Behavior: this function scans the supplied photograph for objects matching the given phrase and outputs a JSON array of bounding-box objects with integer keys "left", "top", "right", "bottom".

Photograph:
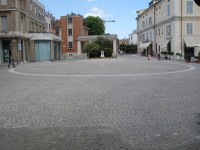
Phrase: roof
[
  {"left": 77, "top": 35, "right": 117, "bottom": 42},
  {"left": 30, "top": 33, "right": 61, "bottom": 41}
]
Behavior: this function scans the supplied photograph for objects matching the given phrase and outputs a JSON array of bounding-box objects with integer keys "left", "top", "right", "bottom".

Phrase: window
[
  {"left": 149, "top": 17, "right": 152, "bottom": 26},
  {"left": 31, "top": 22, "right": 34, "bottom": 31},
  {"left": 0, "top": 0, "right": 7, "bottom": 5},
  {"left": 68, "top": 42, "right": 73, "bottom": 49},
  {"left": 68, "top": 18, "right": 72, "bottom": 24},
  {"left": 142, "top": 21, "right": 145, "bottom": 28},
  {"left": 166, "top": 25, "right": 171, "bottom": 36},
  {"left": 68, "top": 29, "right": 72, "bottom": 36},
  {"left": 167, "top": 4, "right": 171, "bottom": 17},
  {"left": 150, "top": 31, "right": 152, "bottom": 39},
  {"left": 186, "top": 1, "right": 193, "bottom": 14},
  {"left": 30, "top": 1, "right": 32, "bottom": 11},
  {"left": 146, "top": 19, "right": 148, "bottom": 27},
  {"left": 142, "top": 34, "right": 145, "bottom": 41},
  {"left": 186, "top": 23, "right": 193, "bottom": 35},
  {"left": 35, "top": 6, "right": 37, "bottom": 14},
  {"left": 56, "top": 29, "right": 59, "bottom": 36},
  {"left": 1, "top": 16, "right": 7, "bottom": 31}
]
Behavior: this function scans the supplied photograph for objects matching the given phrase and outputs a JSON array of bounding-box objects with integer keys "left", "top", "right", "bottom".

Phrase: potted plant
[
  {"left": 176, "top": 53, "right": 181, "bottom": 61},
  {"left": 168, "top": 52, "right": 174, "bottom": 60},
  {"left": 184, "top": 54, "right": 191, "bottom": 63},
  {"left": 161, "top": 51, "right": 167, "bottom": 59}
]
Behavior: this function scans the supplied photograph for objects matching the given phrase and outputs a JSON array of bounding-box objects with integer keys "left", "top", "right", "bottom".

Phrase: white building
[
  {"left": 136, "top": 0, "right": 200, "bottom": 58},
  {"left": 129, "top": 30, "right": 137, "bottom": 45}
]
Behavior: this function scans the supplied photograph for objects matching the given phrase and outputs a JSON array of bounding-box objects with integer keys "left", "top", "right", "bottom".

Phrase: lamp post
[{"left": 100, "top": 20, "right": 115, "bottom": 58}]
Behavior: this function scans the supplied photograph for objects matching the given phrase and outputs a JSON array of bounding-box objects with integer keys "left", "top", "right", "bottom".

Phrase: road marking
[{"left": 8, "top": 63, "right": 196, "bottom": 77}]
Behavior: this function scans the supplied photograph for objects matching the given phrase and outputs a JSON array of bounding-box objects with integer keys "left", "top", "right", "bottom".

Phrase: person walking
[
  {"left": 8, "top": 50, "right": 16, "bottom": 68},
  {"left": 157, "top": 52, "right": 161, "bottom": 61}
]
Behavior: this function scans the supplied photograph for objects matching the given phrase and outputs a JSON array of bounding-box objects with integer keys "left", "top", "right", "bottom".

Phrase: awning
[
  {"left": 194, "top": 43, "right": 200, "bottom": 47},
  {"left": 138, "top": 42, "right": 152, "bottom": 49},
  {"left": 162, "top": 39, "right": 170, "bottom": 48},
  {"left": 184, "top": 36, "right": 200, "bottom": 47}
]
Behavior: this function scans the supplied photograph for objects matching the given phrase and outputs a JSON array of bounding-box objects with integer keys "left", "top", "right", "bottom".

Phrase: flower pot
[{"left": 176, "top": 56, "right": 180, "bottom": 61}]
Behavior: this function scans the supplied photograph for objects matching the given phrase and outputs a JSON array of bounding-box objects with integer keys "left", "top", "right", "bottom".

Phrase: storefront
[{"left": 30, "top": 33, "right": 61, "bottom": 62}]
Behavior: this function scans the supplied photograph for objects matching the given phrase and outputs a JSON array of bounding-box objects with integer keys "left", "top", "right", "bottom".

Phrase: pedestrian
[
  {"left": 157, "top": 52, "right": 161, "bottom": 61},
  {"left": 148, "top": 53, "right": 152, "bottom": 60},
  {"left": 8, "top": 50, "right": 16, "bottom": 68}
]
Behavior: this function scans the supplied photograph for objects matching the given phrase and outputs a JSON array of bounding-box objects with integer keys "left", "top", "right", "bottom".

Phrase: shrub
[
  {"left": 168, "top": 51, "right": 174, "bottom": 55},
  {"left": 176, "top": 53, "right": 181, "bottom": 56},
  {"left": 85, "top": 43, "right": 100, "bottom": 58},
  {"left": 161, "top": 51, "right": 167, "bottom": 54},
  {"left": 104, "top": 48, "right": 113, "bottom": 57},
  {"left": 119, "top": 44, "right": 137, "bottom": 54}
]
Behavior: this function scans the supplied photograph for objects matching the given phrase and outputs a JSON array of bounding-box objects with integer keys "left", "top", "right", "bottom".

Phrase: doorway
[{"left": 2, "top": 40, "right": 10, "bottom": 63}]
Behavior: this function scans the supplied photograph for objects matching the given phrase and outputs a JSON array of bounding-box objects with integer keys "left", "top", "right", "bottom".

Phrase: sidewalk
[{"left": 0, "top": 63, "right": 8, "bottom": 67}]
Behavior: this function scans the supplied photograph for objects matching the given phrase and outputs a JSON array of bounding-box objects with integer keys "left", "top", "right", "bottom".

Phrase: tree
[
  {"left": 84, "top": 37, "right": 113, "bottom": 58},
  {"left": 84, "top": 16, "right": 105, "bottom": 35}
]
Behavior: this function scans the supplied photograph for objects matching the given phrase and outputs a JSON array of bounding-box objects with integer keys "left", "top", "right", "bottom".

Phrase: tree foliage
[
  {"left": 85, "top": 43, "right": 100, "bottom": 58},
  {"left": 119, "top": 44, "right": 137, "bottom": 54},
  {"left": 84, "top": 37, "right": 113, "bottom": 58},
  {"left": 84, "top": 16, "right": 105, "bottom": 35}
]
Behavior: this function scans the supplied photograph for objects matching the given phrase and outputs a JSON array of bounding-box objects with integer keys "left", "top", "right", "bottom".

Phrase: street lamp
[
  {"left": 100, "top": 20, "right": 115, "bottom": 58},
  {"left": 103, "top": 20, "right": 115, "bottom": 23}
]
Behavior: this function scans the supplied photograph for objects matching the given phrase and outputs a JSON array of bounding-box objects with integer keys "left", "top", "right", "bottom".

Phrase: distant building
[
  {"left": 136, "top": 0, "right": 200, "bottom": 57},
  {"left": 56, "top": 15, "right": 89, "bottom": 57},
  {"left": 45, "top": 12, "right": 56, "bottom": 34},
  {"left": 129, "top": 30, "right": 137, "bottom": 45},
  {"left": 119, "top": 38, "right": 129, "bottom": 45}
]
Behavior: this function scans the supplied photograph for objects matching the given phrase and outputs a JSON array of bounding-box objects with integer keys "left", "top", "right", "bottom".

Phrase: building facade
[
  {"left": 129, "top": 30, "right": 137, "bottom": 45},
  {"left": 119, "top": 38, "right": 129, "bottom": 45},
  {"left": 0, "top": 0, "right": 46, "bottom": 63},
  {"left": 45, "top": 11, "right": 56, "bottom": 34},
  {"left": 56, "top": 15, "right": 89, "bottom": 57},
  {"left": 137, "top": 0, "right": 200, "bottom": 57},
  {"left": 0, "top": 0, "right": 61, "bottom": 64}
]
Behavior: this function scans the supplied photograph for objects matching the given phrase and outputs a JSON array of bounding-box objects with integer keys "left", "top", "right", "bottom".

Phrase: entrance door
[
  {"left": 2, "top": 40, "right": 10, "bottom": 63},
  {"left": 35, "top": 41, "right": 50, "bottom": 61}
]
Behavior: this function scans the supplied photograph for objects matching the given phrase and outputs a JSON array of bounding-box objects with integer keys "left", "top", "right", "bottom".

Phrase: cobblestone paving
[{"left": 0, "top": 55, "right": 200, "bottom": 150}]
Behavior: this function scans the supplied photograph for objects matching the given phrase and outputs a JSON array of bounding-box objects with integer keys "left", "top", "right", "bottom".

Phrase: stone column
[
  {"left": 50, "top": 40, "right": 54, "bottom": 61},
  {"left": 77, "top": 40, "right": 82, "bottom": 56},
  {"left": 112, "top": 39, "right": 117, "bottom": 57}
]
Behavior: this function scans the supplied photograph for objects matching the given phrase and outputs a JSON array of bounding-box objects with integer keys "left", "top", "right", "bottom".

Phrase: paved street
[{"left": 0, "top": 55, "right": 200, "bottom": 150}]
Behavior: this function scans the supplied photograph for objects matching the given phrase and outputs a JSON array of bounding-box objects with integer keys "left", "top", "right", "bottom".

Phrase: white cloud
[
  {"left": 86, "top": 0, "right": 94, "bottom": 2},
  {"left": 84, "top": 7, "right": 112, "bottom": 18}
]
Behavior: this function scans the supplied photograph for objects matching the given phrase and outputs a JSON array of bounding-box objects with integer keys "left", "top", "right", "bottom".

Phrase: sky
[{"left": 39, "top": 0, "right": 150, "bottom": 39}]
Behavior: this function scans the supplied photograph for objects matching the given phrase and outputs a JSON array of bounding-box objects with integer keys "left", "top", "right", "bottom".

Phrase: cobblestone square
[{"left": 0, "top": 55, "right": 200, "bottom": 150}]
